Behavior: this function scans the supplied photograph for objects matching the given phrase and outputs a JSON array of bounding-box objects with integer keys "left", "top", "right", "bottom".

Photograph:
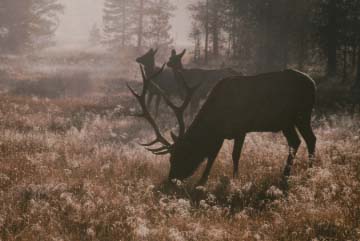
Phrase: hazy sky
[{"left": 56, "top": 0, "right": 193, "bottom": 47}]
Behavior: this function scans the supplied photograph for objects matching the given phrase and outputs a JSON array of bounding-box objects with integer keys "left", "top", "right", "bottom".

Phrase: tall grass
[{"left": 0, "top": 92, "right": 359, "bottom": 241}]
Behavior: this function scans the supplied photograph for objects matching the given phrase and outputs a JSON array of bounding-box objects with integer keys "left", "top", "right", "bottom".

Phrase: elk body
[
  {"left": 129, "top": 66, "right": 316, "bottom": 186},
  {"left": 136, "top": 49, "right": 182, "bottom": 116},
  {"left": 167, "top": 49, "right": 241, "bottom": 115}
]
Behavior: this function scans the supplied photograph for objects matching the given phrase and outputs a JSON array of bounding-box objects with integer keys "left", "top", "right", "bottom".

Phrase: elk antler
[
  {"left": 128, "top": 65, "right": 198, "bottom": 155},
  {"left": 127, "top": 64, "right": 172, "bottom": 155},
  {"left": 149, "top": 69, "right": 200, "bottom": 139}
]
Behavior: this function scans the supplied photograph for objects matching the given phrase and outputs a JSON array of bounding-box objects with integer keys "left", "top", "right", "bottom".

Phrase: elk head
[
  {"left": 136, "top": 48, "right": 158, "bottom": 68},
  {"left": 167, "top": 49, "right": 186, "bottom": 70},
  {"left": 127, "top": 64, "right": 200, "bottom": 181}
]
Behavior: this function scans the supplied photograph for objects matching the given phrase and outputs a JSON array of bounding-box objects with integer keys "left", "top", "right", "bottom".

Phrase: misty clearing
[{"left": 1, "top": 0, "right": 360, "bottom": 241}]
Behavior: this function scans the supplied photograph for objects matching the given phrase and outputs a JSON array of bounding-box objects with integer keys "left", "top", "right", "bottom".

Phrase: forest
[{"left": 0, "top": 0, "right": 359, "bottom": 240}]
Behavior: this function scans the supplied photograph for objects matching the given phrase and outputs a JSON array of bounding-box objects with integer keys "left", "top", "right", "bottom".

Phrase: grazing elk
[
  {"left": 128, "top": 65, "right": 317, "bottom": 186},
  {"left": 136, "top": 48, "right": 182, "bottom": 116},
  {"left": 167, "top": 49, "right": 241, "bottom": 115}
]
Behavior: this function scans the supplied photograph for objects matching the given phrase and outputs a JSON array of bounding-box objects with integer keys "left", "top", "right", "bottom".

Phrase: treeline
[
  {"left": 0, "top": 0, "right": 64, "bottom": 54},
  {"left": 189, "top": 0, "right": 360, "bottom": 85},
  {"left": 102, "top": 0, "right": 174, "bottom": 52}
]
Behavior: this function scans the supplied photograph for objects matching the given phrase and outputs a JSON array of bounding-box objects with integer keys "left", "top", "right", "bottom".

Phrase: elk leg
[
  {"left": 154, "top": 95, "right": 162, "bottom": 117},
  {"left": 197, "top": 140, "right": 224, "bottom": 186},
  {"left": 146, "top": 93, "right": 154, "bottom": 110},
  {"left": 190, "top": 96, "right": 200, "bottom": 117},
  {"left": 232, "top": 135, "right": 245, "bottom": 178},
  {"left": 282, "top": 127, "right": 301, "bottom": 177},
  {"left": 296, "top": 116, "right": 317, "bottom": 167}
]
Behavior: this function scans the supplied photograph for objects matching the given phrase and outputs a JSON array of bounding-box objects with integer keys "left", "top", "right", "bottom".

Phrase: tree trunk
[
  {"left": 342, "top": 45, "right": 348, "bottom": 83},
  {"left": 327, "top": 0, "right": 337, "bottom": 78},
  {"left": 137, "top": 0, "right": 144, "bottom": 50},
  {"left": 204, "top": 0, "right": 209, "bottom": 64},
  {"left": 212, "top": 1, "right": 219, "bottom": 58},
  {"left": 352, "top": 45, "right": 357, "bottom": 75},
  {"left": 121, "top": 1, "right": 126, "bottom": 47},
  {"left": 327, "top": 42, "right": 337, "bottom": 78},
  {"left": 355, "top": 47, "right": 360, "bottom": 89},
  {"left": 351, "top": 47, "right": 360, "bottom": 105},
  {"left": 230, "top": 13, "right": 236, "bottom": 58},
  {"left": 282, "top": 33, "right": 289, "bottom": 70},
  {"left": 297, "top": 35, "right": 307, "bottom": 71},
  {"left": 212, "top": 25, "right": 219, "bottom": 58}
]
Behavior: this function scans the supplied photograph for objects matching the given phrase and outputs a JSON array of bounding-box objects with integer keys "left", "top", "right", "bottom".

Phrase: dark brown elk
[
  {"left": 136, "top": 48, "right": 182, "bottom": 116},
  {"left": 167, "top": 49, "right": 241, "bottom": 115},
  {"left": 128, "top": 66, "right": 317, "bottom": 186}
]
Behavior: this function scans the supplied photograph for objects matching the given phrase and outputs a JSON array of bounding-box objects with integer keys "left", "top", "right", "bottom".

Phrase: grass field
[{"left": 0, "top": 90, "right": 359, "bottom": 241}]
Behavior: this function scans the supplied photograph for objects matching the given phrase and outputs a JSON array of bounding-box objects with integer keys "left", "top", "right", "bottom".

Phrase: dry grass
[{"left": 0, "top": 92, "right": 359, "bottom": 241}]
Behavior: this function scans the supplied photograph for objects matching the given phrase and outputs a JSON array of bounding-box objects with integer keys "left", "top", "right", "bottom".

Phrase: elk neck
[
  {"left": 144, "top": 60, "right": 156, "bottom": 76},
  {"left": 181, "top": 111, "right": 220, "bottom": 156}
]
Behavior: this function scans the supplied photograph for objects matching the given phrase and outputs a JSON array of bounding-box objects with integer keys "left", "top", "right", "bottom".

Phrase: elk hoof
[
  {"left": 280, "top": 176, "right": 290, "bottom": 194},
  {"left": 283, "top": 165, "right": 291, "bottom": 177},
  {"left": 309, "top": 155, "right": 316, "bottom": 168},
  {"left": 196, "top": 179, "right": 207, "bottom": 187}
]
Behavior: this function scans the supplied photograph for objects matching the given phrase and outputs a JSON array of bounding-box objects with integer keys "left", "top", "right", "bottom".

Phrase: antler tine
[
  {"left": 146, "top": 146, "right": 172, "bottom": 155},
  {"left": 147, "top": 70, "right": 199, "bottom": 139},
  {"left": 177, "top": 71, "right": 200, "bottom": 111},
  {"left": 127, "top": 64, "right": 172, "bottom": 150},
  {"left": 152, "top": 150, "right": 172, "bottom": 155},
  {"left": 173, "top": 70, "right": 200, "bottom": 137},
  {"left": 146, "top": 145, "right": 170, "bottom": 152}
]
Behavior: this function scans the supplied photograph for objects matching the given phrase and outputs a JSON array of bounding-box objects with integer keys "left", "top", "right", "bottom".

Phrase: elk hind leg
[
  {"left": 232, "top": 135, "right": 245, "bottom": 178},
  {"left": 296, "top": 115, "right": 316, "bottom": 167},
  {"left": 282, "top": 127, "right": 301, "bottom": 177}
]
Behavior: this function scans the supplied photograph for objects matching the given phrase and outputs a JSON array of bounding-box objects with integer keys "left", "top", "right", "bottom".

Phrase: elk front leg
[
  {"left": 232, "top": 135, "right": 245, "bottom": 178},
  {"left": 197, "top": 140, "right": 224, "bottom": 186},
  {"left": 190, "top": 95, "right": 200, "bottom": 117},
  {"left": 146, "top": 93, "right": 154, "bottom": 110}
]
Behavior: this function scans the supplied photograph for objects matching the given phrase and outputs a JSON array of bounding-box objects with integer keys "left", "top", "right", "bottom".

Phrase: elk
[
  {"left": 167, "top": 49, "right": 241, "bottom": 115},
  {"left": 136, "top": 48, "right": 182, "bottom": 116},
  {"left": 128, "top": 65, "right": 317, "bottom": 186}
]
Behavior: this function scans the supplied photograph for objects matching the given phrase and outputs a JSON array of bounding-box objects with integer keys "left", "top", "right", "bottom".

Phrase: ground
[
  {"left": 0, "top": 53, "right": 359, "bottom": 240},
  {"left": 0, "top": 88, "right": 359, "bottom": 241}
]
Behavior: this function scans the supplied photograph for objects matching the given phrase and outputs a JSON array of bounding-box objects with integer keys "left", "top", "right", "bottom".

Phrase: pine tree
[
  {"left": 103, "top": 0, "right": 134, "bottom": 49},
  {"left": 133, "top": 0, "right": 146, "bottom": 49},
  {"left": 189, "top": 23, "right": 202, "bottom": 62},
  {"left": 146, "top": 0, "right": 174, "bottom": 48},
  {"left": 189, "top": 0, "right": 228, "bottom": 62},
  {"left": 102, "top": 0, "right": 174, "bottom": 51},
  {"left": 0, "top": 0, "right": 63, "bottom": 53},
  {"left": 188, "top": 0, "right": 209, "bottom": 63},
  {"left": 89, "top": 24, "right": 102, "bottom": 46}
]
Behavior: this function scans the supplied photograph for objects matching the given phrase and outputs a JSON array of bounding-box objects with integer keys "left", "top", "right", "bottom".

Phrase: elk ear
[
  {"left": 179, "top": 49, "right": 186, "bottom": 58},
  {"left": 153, "top": 48, "right": 158, "bottom": 55},
  {"left": 171, "top": 49, "right": 177, "bottom": 57}
]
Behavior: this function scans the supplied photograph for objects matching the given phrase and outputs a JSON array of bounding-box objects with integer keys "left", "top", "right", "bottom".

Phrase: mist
[{"left": 56, "top": 0, "right": 193, "bottom": 48}]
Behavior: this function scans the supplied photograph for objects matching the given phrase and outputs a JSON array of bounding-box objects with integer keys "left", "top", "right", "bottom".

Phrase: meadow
[{"left": 0, "top": 56, "right": 360, "bottom": 241}]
